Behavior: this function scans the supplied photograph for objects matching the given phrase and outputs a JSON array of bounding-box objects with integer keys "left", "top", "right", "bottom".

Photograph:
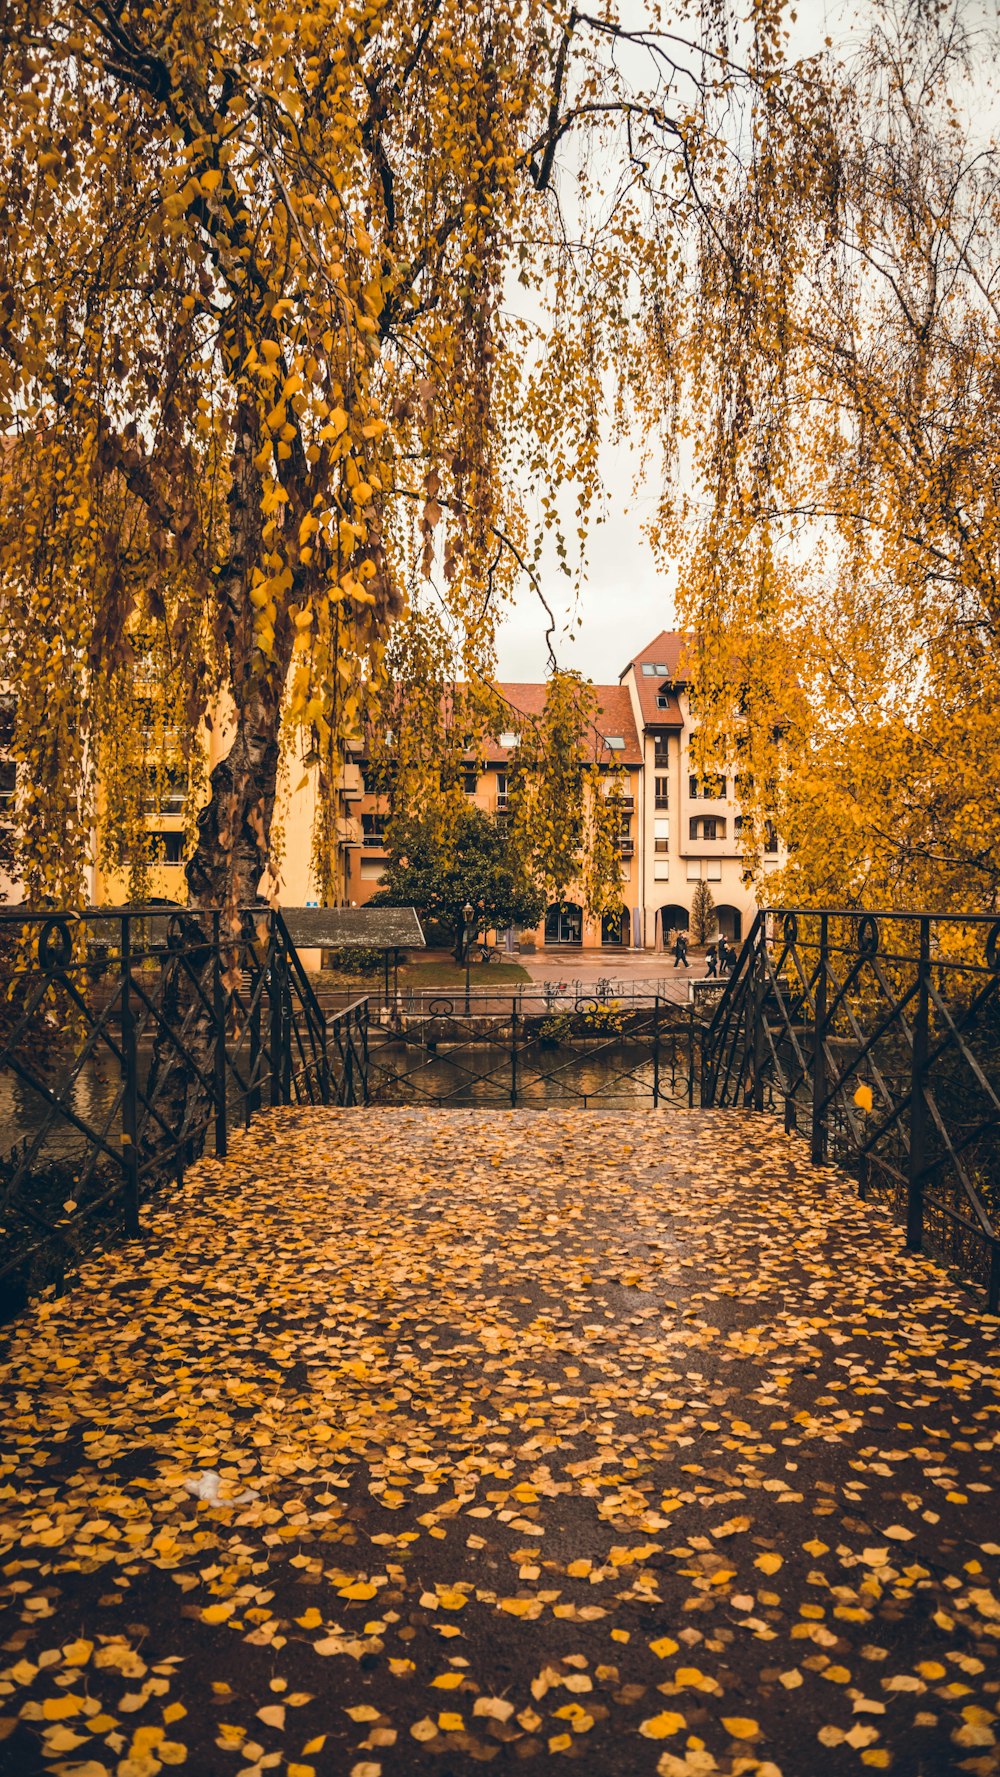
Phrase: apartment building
[
  {"left": 1, "top": 627, "right": 781, "bottom": 945},
  {"left": 346, "top": 633, "right": 783, "bottom": 949}
]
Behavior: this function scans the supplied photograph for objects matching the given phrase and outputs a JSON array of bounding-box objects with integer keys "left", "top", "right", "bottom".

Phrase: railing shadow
[
  {"left": 701, "top": 907, "right": 1000, "bottom": 1311},
  {"left": 0, "top": 905, "right": 369, "bottom": 1318}
]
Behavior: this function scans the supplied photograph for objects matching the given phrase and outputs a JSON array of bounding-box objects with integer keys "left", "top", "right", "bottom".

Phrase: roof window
[
  {"left": 499, "top": 729, "right": 520, "bottom": 749},
  {"left": 605, "top": 736, "right": 625, "bottom": 749},
  {"left": 641, "top": 662, "right": 656, "bottom": 676},
  {"left": 655, "top": 662, "right": 668, "bottom": 674}
]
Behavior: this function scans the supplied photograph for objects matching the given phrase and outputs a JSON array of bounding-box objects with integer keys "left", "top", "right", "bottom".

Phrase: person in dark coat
[
  {"left": 673, "top": 931, "right": 689, "bottom": 969},
  {"left": 705, "top": 942, "right": 718, "bottom": 978}
]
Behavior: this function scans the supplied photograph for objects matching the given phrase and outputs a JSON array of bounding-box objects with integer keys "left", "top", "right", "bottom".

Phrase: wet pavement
[{"left": 1, "top": 1107, "right": 998, "bottom": 1777}]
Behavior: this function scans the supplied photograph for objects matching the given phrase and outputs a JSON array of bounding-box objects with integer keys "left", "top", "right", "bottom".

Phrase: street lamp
[{"left": 463, "top": 900, "right": 475, "bottom": 1015}]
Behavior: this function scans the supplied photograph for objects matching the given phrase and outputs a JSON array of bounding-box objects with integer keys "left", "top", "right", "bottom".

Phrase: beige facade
[
  {"left": 346, "top": 635, "right": 783, "bottom": 950},
  {"left": 2, "top": 629, "right": 782, "bottom": 945}
]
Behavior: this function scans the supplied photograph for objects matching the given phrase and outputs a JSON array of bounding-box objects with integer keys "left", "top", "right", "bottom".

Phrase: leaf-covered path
[{"left": 1, "top": 1108, "right": 998, "bottom": 1777}]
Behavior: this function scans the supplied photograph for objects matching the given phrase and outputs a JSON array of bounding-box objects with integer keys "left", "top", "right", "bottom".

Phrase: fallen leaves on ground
[{"left": 1, "top": 1107, "right": 998, "bottom": 1776}]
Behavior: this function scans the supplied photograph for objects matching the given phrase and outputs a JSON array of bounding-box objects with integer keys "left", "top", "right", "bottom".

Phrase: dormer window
[{"left": 499, "top": 729, "right": 520, "bottom": 749}]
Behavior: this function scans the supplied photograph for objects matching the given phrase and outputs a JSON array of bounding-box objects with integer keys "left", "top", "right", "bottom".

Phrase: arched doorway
[
  {"left": 545, "top": 901, "right": 583, "bottom": 946},
  {"left": 601, "top": 907, "right": 630, "bottom": 947},
  {"left": 714, "top": 905, "right": 743, "bottom": 942},
  {"left": 655, "top": 903, "right": 689, "bottom": 952}
]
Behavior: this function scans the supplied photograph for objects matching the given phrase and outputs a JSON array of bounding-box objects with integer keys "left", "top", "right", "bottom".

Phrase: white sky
[{"left": 493, "top": 0, "right": 1000, "bottom": 686}]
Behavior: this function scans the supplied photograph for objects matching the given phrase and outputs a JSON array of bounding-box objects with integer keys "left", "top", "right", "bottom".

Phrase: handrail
[
  {"left": 701, "top": 906, "right": 1000, "bottom": 1311},
  {"left": 0, "top": 905, "right": 370, "bottom": 1316}
]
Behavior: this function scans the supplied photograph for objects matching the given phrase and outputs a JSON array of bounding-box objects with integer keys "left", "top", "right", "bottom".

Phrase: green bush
[{"left": 329, "top": 944, "right": 385, "bottom": 977}]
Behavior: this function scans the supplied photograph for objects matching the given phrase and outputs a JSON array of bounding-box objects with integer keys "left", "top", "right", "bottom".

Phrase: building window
[
  {"left": 764, "top": 820, "right": 779, "bottom": 854},
  {"left": 654, "top": 739, "right": 669, "bottom": 768},
  {"left": 686, "top": 859, "right": 702, "bottom": 880},
  {"left": 0, "top": 759, "right": 14, "bottom": 811},
  {"left": 655, "top": 662, "right": 668, "bottom": 674},
  {"left": 654, "top": 837, "right": 669, "bottom": 854},
  {"left": 604, "top": 736, "right": 625, "bottom": 750},
  {"left": 641, "top": 663, "right": 656, "bottom": 676},
  {"left": 689, "top": 773, "right": 726, "bottom": 800},
  {"left": 656, "top": 694, "right": 670, "bottom": 708},
  {"left": 734, "top": 815, "right": 744, "bottom": 839},
  {"left": 463, "top": 769, "right": 478, "bottom": 794},
  {"left": 499, "top": 729, "right": 520, "bottom": 749},
  {"left": 706, "top": 859, "right": 722, "bottom": 881},
  {"left": 655, "top": 776, "right": 669, "bottom": 809},
  {"left": 362, "top": 812, "right": 386, "bottom": 847},
  {"left": 143, "top": 768, "right": 188, "bottom": 815},
  {"left": 0, "top": 695, "right": 15, "bottom": 750},
  {"left": 653, "top": 860, "right": 670, "bottom": 880},
  {"left": 690, "top": 815, "right": 725, "bottom": 842},
  {"left": 360, "top": 859, "right": 385, "bottom": 881},
  {"left": 496, "top": 771, "right": 509, "bottom": 812},
  {"left": 149, "top": 830, "right": 184, "bottom": 864}
]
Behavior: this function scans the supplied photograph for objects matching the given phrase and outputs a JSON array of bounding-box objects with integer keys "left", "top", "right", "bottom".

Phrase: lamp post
[{"left": 463, "top": 900, "right": 474, "bottom": 1016}]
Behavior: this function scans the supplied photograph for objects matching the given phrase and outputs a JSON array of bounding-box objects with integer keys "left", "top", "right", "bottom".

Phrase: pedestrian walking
[
  {"left": 705, "top": 942, "right": 718, "bottom": 978},
  {"left": 673, "top": 931, "right": 689, "bottom": 970}
]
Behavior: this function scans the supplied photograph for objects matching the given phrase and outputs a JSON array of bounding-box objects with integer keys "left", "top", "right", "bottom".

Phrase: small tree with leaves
[{"left": 690, "top": 880, "right": 716, "bottom": 947}]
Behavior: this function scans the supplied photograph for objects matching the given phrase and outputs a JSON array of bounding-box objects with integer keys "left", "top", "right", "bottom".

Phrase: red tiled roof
[
  {"left": 481, "top": 682, "right": 643, "bottom": 767},
  {"left": 620, "top": 630, "right": 690, "bottom": 729}
]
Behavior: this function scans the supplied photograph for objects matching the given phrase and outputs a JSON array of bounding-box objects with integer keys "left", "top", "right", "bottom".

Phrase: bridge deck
[{"left": 1, "top": 1108, "right": 998, "bottom": 1777}]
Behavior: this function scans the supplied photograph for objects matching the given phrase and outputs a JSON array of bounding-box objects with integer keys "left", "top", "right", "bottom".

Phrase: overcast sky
[{"left": 492, "top": 0, "right": 1000, "bottom": 687}]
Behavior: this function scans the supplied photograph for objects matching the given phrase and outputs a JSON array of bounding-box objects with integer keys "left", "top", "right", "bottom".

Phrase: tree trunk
[{"left": 140, "top": 400, "right": 292, "bottom": 1174}]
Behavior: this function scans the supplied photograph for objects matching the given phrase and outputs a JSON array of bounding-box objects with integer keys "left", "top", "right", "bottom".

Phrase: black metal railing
[
  {"left": 368, "top": 997, "right": 697, "bottom": 1110},
  {"left": 0, "top": 905, "right": 368, "bottom": 1312},
  {"left": 701, "top": 908, "right": 1000, "bottom": 1310}
]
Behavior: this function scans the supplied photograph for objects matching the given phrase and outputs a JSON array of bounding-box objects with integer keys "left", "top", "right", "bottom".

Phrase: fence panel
[{"left": 701, "top": 908, "right": 1000, "bottom": 1309}]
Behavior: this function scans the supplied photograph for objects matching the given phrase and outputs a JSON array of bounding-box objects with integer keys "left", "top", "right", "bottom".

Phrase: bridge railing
[
  {"left": 702, "top": 907, "right": 1000, "bottom": 1310},
  {"left": 0, "top": 905, "right": 368, "bottom": 1315}
]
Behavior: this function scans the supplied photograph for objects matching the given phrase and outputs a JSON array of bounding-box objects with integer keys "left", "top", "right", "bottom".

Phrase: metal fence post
[
  {"left": 511, "top": 998, "right": 519, "bottom": 1107},
  {"left": 752, "top": 927, "right": 766, "bottom": 1112},
  {"left": 212, "top": 910, "right": 227, "bottom": 1158},
  {"left": 906, "top": 916, "right": 930, "bottom": 1252},
  {"left": 652, "top": 996, "right": 661, "bottom": 1107},
  {"left": 120, "top": 915, "right": 140, "bottom": 1236},
  {"left": 811, "top": 914, "right": 829, "bottom": 1164},
  {"left": 269, "top": 921, "right": 282, "bottom": 1107},
  {"left": 319, "top": 996, "right": 331, "bottom": 1105}
]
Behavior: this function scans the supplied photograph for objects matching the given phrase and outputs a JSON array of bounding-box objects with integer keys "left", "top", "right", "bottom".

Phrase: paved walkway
[
  {"left": 516, "top": 948, "right": 701, "bottom": 1002},
  {"left": 1, "top": 1109, "right": 998, "bottom": 1777}
]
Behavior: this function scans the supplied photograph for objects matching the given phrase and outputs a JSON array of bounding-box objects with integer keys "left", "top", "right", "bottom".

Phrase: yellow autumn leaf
[
  {"left": 853, "top": 1083, "right": 874, "bottom": 1112},
  {"left": 649, "top": 1637, "right": 679, "bottom": 1658},
  {"left": 200, "top": 1602, "right": 234, "bottom": 1625},
  {"left": 722, "top": 1717, "right": 761, "bottom": 1739},
  {"left": 755, "top": 1552, "right": 783, "bottom": 1574},
  {"left": 431, "top": 1673, "right": 464, "bottom": 1689},
  {"left": 638, "top": 1710, "right": 686, "bottom": 1739},
  {"left": 437, "top": 1711, "right": 464, "bottom": 1731}
]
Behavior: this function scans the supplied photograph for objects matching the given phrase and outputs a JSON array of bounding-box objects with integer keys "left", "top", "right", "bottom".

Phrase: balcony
[
  {"left": 362, "top": 834, "right": 386, "bottom": 849},
  {"left": 617, "top": 838, "right": 635, "bottom": 858}
]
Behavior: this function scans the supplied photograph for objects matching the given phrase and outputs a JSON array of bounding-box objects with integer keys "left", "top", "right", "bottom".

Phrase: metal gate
[{"left": 368, "top": 997, "right": 696, "bottom": 1109}]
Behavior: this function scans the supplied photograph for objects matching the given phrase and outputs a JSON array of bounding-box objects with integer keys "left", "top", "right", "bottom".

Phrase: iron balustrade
[
  {"left": 0, "top": 906, "right": 368, "bottom": 1312},
  {"left": 367, "top": 996, "right": 697, "bottom": 1110},
  {"left": 701, "top": 908, "right": 1000, "bottom": 1311}
]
